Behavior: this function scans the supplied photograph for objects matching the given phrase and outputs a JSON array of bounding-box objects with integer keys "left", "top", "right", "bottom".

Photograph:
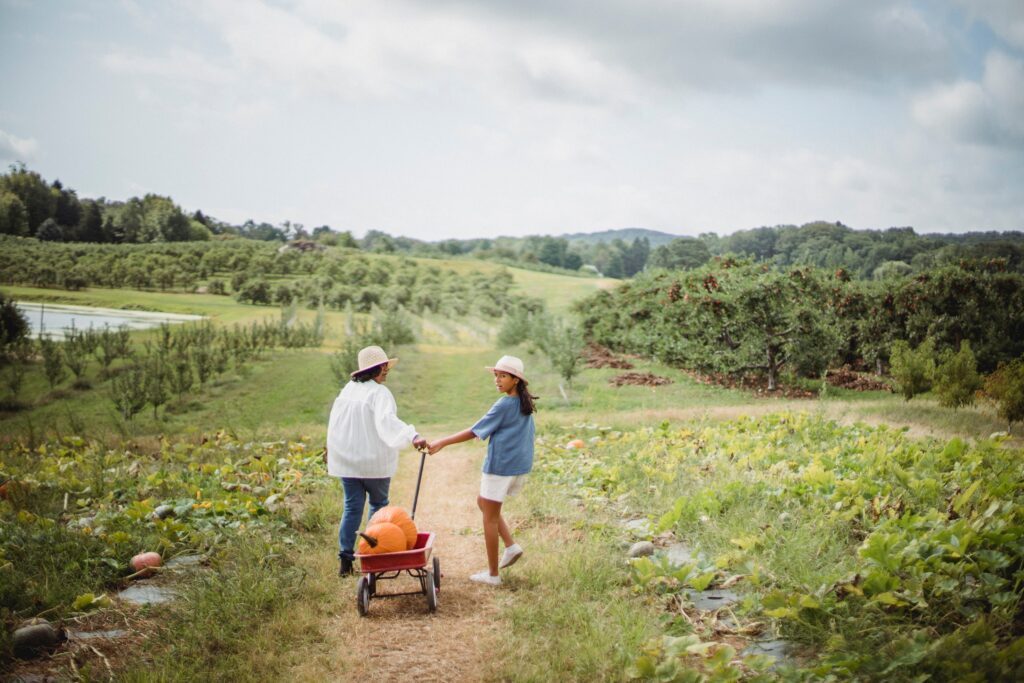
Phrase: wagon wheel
[
  {"left": 424, "top": 569, "right": 437, "bottom": 612},
  {"left": 356, "top": 576, "right": 371, "bottom": 616},
  {"left": 367, "top": 572, "right": 377, "bottom": 596},
  {"left": 432, "top": 556, "right": 441, "bottom": 590}
]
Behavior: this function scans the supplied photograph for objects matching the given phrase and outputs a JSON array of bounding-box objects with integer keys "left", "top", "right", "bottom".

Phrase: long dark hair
[
  {"left": 352, "top": 364, "right": 384, "bottom": 383},
  {"left": 515, "top": 377, "right": 537, "bottom": 416}
]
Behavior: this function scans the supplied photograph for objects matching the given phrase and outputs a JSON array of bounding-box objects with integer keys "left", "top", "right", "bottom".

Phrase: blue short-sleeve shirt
[{"left": 471, "top": 395, "right": 535, "bottom": 476}]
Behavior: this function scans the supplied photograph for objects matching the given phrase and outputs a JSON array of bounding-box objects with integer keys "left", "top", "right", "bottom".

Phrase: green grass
[
  {"left": 485, "top": 481, "right": 662, "bottom": 681},
  {"left": 115, "top": 535, "right": 320, "bottom": 683},
  {"left": 407, "top": 255, "right": 618, "bottom": 315},
  {"left": 0, "top": 348, "right": 338, "bottom": 443}
]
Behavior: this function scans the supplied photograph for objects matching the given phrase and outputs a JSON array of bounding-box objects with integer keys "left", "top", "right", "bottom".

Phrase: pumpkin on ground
[
  {"left": 369, "top": 505, "right": 418, "bottom": 549},
  {"left": 130, "top": 551, "right": 162, "bottom": 576},
  {"left": 357, "top": 522, "right": 407, "bottom": 555}
]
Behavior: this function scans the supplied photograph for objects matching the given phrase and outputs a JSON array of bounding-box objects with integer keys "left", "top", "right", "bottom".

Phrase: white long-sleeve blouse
[{"left": 326, "top": 380, "right": 417, "bottom": 478}]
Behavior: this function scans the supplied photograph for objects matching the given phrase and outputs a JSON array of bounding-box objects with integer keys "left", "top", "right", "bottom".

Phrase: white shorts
[{"left": 479, "top": 473, "right": 528, "bottom": 502}]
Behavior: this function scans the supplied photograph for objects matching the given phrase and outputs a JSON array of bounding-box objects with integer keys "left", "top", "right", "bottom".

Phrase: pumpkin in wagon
[
  {"left": 357, "top": 521, "right": 407, "bottom": 555},
  {"left": 368, "top": 505, "right": 418, "bottom": 549}
]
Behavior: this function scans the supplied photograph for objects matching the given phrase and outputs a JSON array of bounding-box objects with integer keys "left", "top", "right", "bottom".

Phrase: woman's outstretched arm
[{"left": 428, "top": 428, "right": 476, "bottom": 454}]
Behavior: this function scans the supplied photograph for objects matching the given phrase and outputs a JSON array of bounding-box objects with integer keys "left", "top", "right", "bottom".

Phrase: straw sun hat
[
  {"left": 486, "top": 355, "right": 526, "bottom": 381},
  {"left": 351, "top": 345, "right": 398, "bottom": 377}
]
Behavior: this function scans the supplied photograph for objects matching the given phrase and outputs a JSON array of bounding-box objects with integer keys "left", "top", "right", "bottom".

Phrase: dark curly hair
[{"left": 352, "top": 364, "right": 384, "bottom": 383}]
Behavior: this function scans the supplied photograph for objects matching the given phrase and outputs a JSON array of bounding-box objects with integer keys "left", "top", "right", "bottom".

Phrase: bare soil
[
  {"left": 583, "top": 344, "right": 635, "bottom": 369},
  {"left": 610, "top": 371, "right": 673, "bottom": 387}
]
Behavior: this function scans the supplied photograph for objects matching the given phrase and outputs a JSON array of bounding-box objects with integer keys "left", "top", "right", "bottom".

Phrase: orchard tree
[
  {"left": 111, "top": 364, "right": 147, "bottom": 421},
  {"left": 545, "top": 317, "right": 585, "bottom": 391},
  {"left": 38, "top": 336, "right": 67, "bottom": 388},
  {"left": 144, "top": 352, "right": 170, "bottom": 419},
  {"left": 890, "top": 339, "right": 936, "bottom": 401},
  {"left": 894, "top": 263, "right": 1024, "bottom": 372},
  {"left": 933, "top": 340, "right": 983, "bottom": 409},
  {"left": 701, "top": 264, "right": 842, "bottom": 390}
]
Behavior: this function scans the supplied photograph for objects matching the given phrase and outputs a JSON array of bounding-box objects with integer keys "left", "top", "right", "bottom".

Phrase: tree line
[{"left": 4, "top": 165, "right": 1021, "bottom": 280}]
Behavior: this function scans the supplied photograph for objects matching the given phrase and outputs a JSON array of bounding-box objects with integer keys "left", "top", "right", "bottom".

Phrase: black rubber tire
[
  {"left": 367, "top": 572, "right": 377, "bottom": 596},
  {"left": 433, "top": 556, "right": 441, "bottom": 590},
  {"left": 424, "top": 569, "right": 437, "bottom": 612},
  {"left": 356, "top": 576, "right": 370, "bottom": 616}
]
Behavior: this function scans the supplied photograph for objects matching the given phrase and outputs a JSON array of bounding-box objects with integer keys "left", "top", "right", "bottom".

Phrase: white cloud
[
  {"left": 0, "top": 128, "right": 37, "bottom": 162},
  {"left": 913, "top": 51, "right": 1024, "bottom": 147},
  {"left": 102, "top": 47, "right": 234, "bottom": 85},
  {"left": 954, "top": 0, "right": 1024, "bottom": 49}
]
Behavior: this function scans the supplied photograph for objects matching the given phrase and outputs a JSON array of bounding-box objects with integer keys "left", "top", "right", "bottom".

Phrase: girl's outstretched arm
[{"left": 428, "top": 428, "right": 476, "bottom": 455}]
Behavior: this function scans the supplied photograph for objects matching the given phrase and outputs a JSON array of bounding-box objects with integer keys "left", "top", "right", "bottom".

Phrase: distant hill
[{"left": 559, "top": 228, "right": 682, "bottom": 247}]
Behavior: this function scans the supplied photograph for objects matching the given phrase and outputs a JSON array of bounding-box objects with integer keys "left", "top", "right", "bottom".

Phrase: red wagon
[{"left": 354, "top": 449, "right": 440, "bottom": 615}]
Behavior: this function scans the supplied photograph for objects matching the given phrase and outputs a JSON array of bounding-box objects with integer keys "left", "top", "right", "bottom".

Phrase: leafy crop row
[
  {"left": 0, "top": 434, "right": 332, "bottom": 661},
  {"left": 534, "top": 414, "right": 1023, "bottom": 680}
]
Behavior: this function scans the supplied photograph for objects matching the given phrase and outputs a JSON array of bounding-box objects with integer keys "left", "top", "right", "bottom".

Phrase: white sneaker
[
  {"left": 499, "top": 544, "right": 523, "bottom": 569},
  {"left": 470, "top": 570, "right": 501, "bottom": 586}
]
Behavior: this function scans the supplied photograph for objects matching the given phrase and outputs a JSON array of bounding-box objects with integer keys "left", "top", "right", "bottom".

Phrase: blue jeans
[{"left": 338, "top": 477, "right": 391, "bottom": 560}]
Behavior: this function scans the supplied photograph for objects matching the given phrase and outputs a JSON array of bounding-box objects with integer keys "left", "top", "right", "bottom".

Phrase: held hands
[
  {"left": 427, "top": 440, "right": 445, "bottom": 455},
  {"left": 412, "top": 436, "right": 428, "bottom": 451}
]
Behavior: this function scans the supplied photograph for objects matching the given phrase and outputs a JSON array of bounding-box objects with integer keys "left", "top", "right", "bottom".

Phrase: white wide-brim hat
[
  {"left": 351, "top": 345, "right": 398, "bottom": 377},
  {"left": 486, "top": 355, "right": 526, "bottom": 381}
]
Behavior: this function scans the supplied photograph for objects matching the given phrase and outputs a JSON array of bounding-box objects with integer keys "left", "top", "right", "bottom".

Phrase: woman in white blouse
[{"left": 326, "top": 345, "right": 426, "bottom": 576}]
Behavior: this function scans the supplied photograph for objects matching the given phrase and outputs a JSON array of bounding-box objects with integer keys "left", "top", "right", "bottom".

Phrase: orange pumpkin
[
  {"left": 357, "top": 522, "right": 407, "bottom": 555},
  {"left": 369, "top": 506, "right": 418, "bottom": 549}
]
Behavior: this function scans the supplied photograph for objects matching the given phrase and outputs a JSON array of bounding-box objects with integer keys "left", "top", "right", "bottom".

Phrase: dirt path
[{"left": 286, "top": 440, "right": 502, "bottom": 683}]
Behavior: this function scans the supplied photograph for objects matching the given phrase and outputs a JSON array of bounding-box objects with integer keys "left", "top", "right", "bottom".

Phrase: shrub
[
  {"left": 373, "top": 306, "right": 415, "bottom": 349},
  {"left": 2, "top": 339, "right": 32, "bottom": 405},
  {"left": 111, "top": 364, "right": 148, "bottom": 420},
  {"left": 985, "top": 358, "right": 1024, "bottom": 430},
  {"left": 498, "top": 305, "right": 534, "bottom": 347},
  {"left": 890, "top": 338, "right": 936, "bottom": 400},
  {"left": 144, "top": 352, "right": 170, "bottom": 419},
  {"left": 0, "top": 294, "right": 29, "bottom": 352},
  {"left": 236, "top": 279, "right": 272, "bottom": 305},
  {"left": 39, "top": 336, "right": 67, "bottom": 388},
  {"left": 933, "top": 340, "right": 983, "bottom": 410},
  {"left": 546, "top": 318, "right": 585, "bottom": 388}
]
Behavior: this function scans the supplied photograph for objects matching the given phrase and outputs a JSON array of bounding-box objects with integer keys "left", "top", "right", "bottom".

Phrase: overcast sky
[{"left": 2, "top": 0, "right": 1023, "bottom": 240}]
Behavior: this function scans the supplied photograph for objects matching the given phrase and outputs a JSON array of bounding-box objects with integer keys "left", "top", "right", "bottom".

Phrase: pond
[{"left": 16, "top": 302, "right": 205, "bottom": 340}]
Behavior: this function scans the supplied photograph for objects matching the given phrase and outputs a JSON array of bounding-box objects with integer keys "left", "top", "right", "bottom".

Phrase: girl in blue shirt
[{"left": 428, "top": 355, "right": 536, "bottom": 586}]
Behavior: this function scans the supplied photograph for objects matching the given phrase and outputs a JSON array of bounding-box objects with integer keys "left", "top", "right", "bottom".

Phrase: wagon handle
[{"left": 411, "top": 446, "right": 428, "bottom": 521}]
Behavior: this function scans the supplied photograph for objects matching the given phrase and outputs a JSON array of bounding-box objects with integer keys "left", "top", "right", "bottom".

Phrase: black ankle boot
[{"left": 339, "top": 557, "right": 354, "bottom": 576}]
